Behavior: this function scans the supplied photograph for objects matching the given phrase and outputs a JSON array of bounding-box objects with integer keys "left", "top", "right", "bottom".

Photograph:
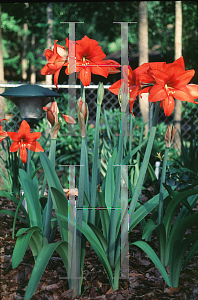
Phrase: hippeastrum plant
[
  {"left": 5, "top": 33, "right": 198, "bottom": 300},
  {"left": 0, "top": 102, "right": 76, "bottom": 297}
]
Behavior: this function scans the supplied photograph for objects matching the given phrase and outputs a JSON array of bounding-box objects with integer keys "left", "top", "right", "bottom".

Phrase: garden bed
[{"left": 1, "top": 196, "right": 198, "bottom": 300}]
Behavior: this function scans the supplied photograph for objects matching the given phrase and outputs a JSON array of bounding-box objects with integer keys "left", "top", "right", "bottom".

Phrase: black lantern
[{"left": 0, "top": 84, "right": 61, "bottom": 124}]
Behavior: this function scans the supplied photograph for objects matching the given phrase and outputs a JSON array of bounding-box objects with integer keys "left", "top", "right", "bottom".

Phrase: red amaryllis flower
[
  {"left": 148, "top": 57, "right": 196, "bottom": 116},
  {"left": 109, "top": 64, "right": 150, "bottom": 116},
  {"left": 7, "top": 120, "right": 44, "bottom": 164},
  {"left": 41, "top": 40, "right": 68, "bottom": 89},
  {"left": 65, "top": 35, "right": 120, "bottom": 86},
  {"left": 0, "top": 119, "right": 8, "bottom": 142}
]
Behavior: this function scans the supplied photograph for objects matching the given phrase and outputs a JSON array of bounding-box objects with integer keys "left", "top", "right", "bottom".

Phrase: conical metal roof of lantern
[{"left": 0, "top": 84, "right": 61, "bottom": 123}]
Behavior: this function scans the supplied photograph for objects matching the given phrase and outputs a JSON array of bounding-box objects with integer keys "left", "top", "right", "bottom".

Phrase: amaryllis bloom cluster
[
  {"left": 41, "top": 35, "right": 120, "bottom": 88},
  {"left": 7, "top": 120, "right": 44, "bottom": 164},
  {"left": 109, "top": 57, "right": 198, "bottom": 117}
]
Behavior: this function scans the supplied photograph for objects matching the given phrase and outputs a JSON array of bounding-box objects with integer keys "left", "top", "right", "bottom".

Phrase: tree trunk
[
  {"left": 46, "top": 3, "right": 53, "bottom": 87},
  {"left": 138, "top": 1, "right": 149, "bottom": 136},
  {"left": 22, "top": 3, "right": 29, "bottom": 81},
  {"left": 0, "top": 4, "right": 7, "bottom": 189},
  {"left": 174, "top": 1, "right": 182, "bottom": 151},
  {"left": 30, "top": 34, "right": 36, "bottom": 84}
]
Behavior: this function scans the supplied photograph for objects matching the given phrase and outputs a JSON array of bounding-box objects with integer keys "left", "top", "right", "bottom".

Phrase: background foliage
[{"left": 1, "top": 1, "right": 198, "bottom": 83}]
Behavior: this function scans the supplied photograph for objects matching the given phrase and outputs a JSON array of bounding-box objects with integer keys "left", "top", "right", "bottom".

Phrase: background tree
[
  {"left": 174, "top": 1, "right": 182, "bottom": 150},
  {"left": 45, "top": 2, "right": 53, "bottom": 86},
  {"left": 0, "top": 4, "right": 7, "bottom": 188},
  {"left": 138, "top": 1, "right": 149, "bottom": 135}
]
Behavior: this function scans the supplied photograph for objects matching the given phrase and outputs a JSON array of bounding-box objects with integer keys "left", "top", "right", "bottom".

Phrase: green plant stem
[
  {"left": 129, "top": 113, "right": 133, "bottom": 165},
  {"left": 74, "top": 136, "right": 86, "bottom": 295},
  {"left": 129, "top": 101, "right": 160, "bottom": 231},
  {"left": 26, "top": 148, "right": 31, "bottom": 176},
  {"left": 90, "top": 101, "right": 102, "bottom": 225},
  {"left": 158, "top": 147, "right": 169, "bottom": 224},
  {"left": 108, "top": 110, "right": 128, "bottom": 267},
  {"left": 43, "top": 138, "right": 56, "bottom": 246}
]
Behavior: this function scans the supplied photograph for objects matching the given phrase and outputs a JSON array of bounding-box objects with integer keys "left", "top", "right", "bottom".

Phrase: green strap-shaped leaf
[
  {"left": 142, "top": 219, "right": 158, "bottom": 240},
  {"left": 19, "top": 169, "right": 43, "bottom": 231},
  {"left": 12, "top": 227, "right": 41, "bottom": 269},
  {"left": 163, "top": 189, "right": 198, "bottom": 239},
  {"left": 0, "top": 191, "right": 28, "bottom": 218},
  {"left": 104, "top": 156, "right": 115, "bottom": 215},
  {"left": 155, "top": 223, "right": 167, "bottom": 266},
  {"left": 49, "top": 187, "right": 68, "bottom": 242},
  {"left": 29, "top": 231, "right": 43, "bottom": 259},
  {"left": 131, "top": 241, "right": 170, "bottom": 287},
  {"left": 56, "top": 212, "right": 114, "bottom": 289},
  {"left": 182, "top": 237, "right": 198, "bottom": 271},
  {"left": 24, "top": 241, "right": 68, "bottom": 300},
  {"left": 175, "top": 194, "right": 198, "bottom": 226},
  {"left": 0, "top": 210, "right": 27, "bottom": 224},
  {"left": 167, "top": 212, "right": 198, "bottom": 268},
  {"left": 122, "top": 140, "right": 147, "bottom": 165},
  {"left": 16, "top": 228, "right": 30, "bottom": 237},
  {"left": 39, "top": 152, "right": 64, "bottom": 194},
  {"left": 97, "top": 189, "right": 110, "bottom": 241},
  {"left": 129, "top": 190, "right": 168, "bottom": 232},
  {"left": 169, "top": 233, "right": 198, "bottom": 287},
  {"left": 87, "top": 221, "right": 108, "bottom": 252}
]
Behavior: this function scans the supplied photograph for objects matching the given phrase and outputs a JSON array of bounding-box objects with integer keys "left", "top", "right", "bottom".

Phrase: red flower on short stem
[
  {"left": 109, "top": 64, "right": 151, "bottom": 116},
  {"left": 7, "top": 120, "right": 44, "bottom": 164}
]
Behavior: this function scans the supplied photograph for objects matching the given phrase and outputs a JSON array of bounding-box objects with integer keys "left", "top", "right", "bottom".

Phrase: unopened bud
[
  {"left": 97, "top": 82, "right": 104, "bottom": 105},
  {"left": 77, "top": 97, "right": 87, "bottom": 119},
  {"left": 165, "top": 124, "right": 176, "bottom": 148},
  {"left": 61, "top": 113, "right": 76, "bottom": 124},
  {"left": 43, "top": 101, "right": 59, "bottom": 126}
]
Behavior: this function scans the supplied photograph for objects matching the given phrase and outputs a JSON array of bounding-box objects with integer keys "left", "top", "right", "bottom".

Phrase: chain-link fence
[{"left": 1, "top": 82, "right": 198, "bottom": 141}]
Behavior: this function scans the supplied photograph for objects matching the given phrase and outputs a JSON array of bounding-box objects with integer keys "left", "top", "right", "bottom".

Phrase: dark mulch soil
[{"left": 1, "top": 194, "right": 198, "bottom": 300}]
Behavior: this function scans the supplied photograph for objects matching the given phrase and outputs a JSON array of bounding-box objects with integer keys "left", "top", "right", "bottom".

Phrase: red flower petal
[
  {"left": 20, "top": 144, "right": 27, "bottom": 164},
  {"left": 163, "top": 96, "right": 175, "bottom": 117},
  {"left": 78, "top": 67, "right": 92, "bottom": 86},
  {"left": 26, "top": 141, "right": 44, "bottom": 152},
  {"left": 10, "top": 141, "right": 20, "bottom": 152},
  {"left": 186, "top": 84, "right": 198, "bottom": 99},
  {"left": 18, "top": 120, "right": 31, "bottom": 137},
  {"left": 7, "top": 131, "right": 21, "bottom": 142},
  {"left": 149, "top": 85, "right": 167, "bottom": 102}
]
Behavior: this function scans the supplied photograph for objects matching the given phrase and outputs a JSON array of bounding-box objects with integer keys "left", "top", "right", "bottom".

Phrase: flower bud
[
  {"left": 61, "top": 113, "right": 76, "bottom": 124},
  {"left": 76, "top": 97, "right": 89, "bottom": 137},
  {"left": 165, "top": 124, "right": 176, "bottom": 148},
  {"left": 77, "top": 97, "right": 87, "bottom": 119},
  {"left": 97, "top": 82, "right": 104, "bottom": 106},
  {"left": 119, "top": 82, "right": 129, "bottom": 112},
  {"left": 43, "top": 101, "right": 59, "bottom": 126}
]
